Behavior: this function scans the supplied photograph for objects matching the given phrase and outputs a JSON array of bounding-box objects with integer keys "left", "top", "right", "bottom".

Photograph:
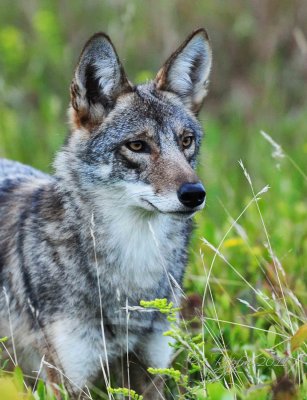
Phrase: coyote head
[{"left": 56, "top": 29, "right": 212, "bottom": 218}]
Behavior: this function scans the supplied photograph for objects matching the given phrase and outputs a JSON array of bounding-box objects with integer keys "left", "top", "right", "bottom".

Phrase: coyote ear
[
  {"left": 70, "top": 33, "right": 132, "bottom": 130},
  {"left": 156, "top": 29, "right": 212, "bottom": 114}
]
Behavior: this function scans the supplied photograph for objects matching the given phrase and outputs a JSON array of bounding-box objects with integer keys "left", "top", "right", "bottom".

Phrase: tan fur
[{"left": 148, "top": 155, "right": 198, "bottom": 193}]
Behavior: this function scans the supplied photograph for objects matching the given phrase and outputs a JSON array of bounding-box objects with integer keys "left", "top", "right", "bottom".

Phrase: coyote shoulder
[{"left": 0, "top": 28, "right": 212, "bottom": 399}]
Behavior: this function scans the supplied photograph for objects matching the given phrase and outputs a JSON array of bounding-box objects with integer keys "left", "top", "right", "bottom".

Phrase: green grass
[{"left": 0, "top": 1, "right": 306, "bottom": 399}]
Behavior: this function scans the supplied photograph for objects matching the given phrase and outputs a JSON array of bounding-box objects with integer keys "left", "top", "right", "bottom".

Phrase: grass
[{"left": 0, "top": 1, "right": 306, "bottom": 399}]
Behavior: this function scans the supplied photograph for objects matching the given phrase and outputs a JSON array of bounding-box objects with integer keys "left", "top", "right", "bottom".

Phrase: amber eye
[
  {"left": 182, "top": 135, "right": 194, "bottom": 149},
  {"left": 126, "top": 140, "right": 151, "bottom": 153},
  {"left": 126, "top": 140, "right": 148, "bottom": 152}
]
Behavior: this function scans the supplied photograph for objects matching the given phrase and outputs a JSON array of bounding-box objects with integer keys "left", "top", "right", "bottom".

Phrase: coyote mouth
[
  {"left": 141, "top": 199, "right": 197, "bottom": 218},
  {"left": 167, "top": 210, "right": 197, "bottom": 219}
]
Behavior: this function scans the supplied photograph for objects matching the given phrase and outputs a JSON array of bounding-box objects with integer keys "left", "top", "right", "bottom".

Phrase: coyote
[{"left": 0, "top": 28, "right": 212, "bottom": 399}]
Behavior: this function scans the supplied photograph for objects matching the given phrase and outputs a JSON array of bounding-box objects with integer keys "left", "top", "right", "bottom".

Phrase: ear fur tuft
[
  {"left": 156, "top": 28, "right": 212, "bottom": 114},
  {"left": 70, "top": 33, "right": 131, "bottom": 131}
]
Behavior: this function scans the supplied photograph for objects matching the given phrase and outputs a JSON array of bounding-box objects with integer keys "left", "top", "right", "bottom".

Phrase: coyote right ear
[
  {"left": 156, "top": 28, "right": 212, "bottom": 115},
  {"left": 70, "top": 33, "right": 132, "bottom": 131}
]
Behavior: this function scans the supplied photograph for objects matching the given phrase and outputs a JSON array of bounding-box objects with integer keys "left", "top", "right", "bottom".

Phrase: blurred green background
[{"left": 0, "top": 1, "right": 306, "bottom": 397}]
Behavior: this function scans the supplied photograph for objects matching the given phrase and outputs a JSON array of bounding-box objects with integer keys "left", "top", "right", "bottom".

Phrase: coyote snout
[{"left": 143, "top": 152, "right": 206, "bottom": 214}]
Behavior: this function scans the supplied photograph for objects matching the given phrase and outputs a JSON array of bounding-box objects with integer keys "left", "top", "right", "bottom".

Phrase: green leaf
[
  {"left": 13, "top": 366, "right": 24, "bottom": 392},
  {"left": 291, "top": 323, "right": 307, "bottom": 352},
  {"left": 267, "top": 325, "right": 276, "bottom": 347},
  {"left": 36, "top": 380, "right": 46, "bottom": 400},
  {"left": 207, "top": 382, "right": 235, "bottom": 400},
  {"left": 245, "top": 385, "right": 270, "bottom": 400}
]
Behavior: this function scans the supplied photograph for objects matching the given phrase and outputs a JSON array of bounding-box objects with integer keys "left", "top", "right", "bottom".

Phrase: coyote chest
[{"left": 97, "top": 207, "right": 182, "bottom": 292}]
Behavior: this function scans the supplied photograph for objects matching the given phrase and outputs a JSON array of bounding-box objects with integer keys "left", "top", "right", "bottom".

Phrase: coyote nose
[{"left": 177, "top": 182, "right": 206, "bottom": 208}]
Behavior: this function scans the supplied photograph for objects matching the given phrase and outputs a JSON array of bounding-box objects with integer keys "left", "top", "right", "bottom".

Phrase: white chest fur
[
  {"left": 94, "top": 207, "right": 181, "bottom": 292},
  {"left": 105, "top": 211, "right": 173, "bottom": 289}
]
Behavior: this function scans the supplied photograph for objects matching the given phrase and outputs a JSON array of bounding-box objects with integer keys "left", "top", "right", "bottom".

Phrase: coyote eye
[
  {"left": 126, "top": 140, "right": 149, "bottom": 153},
  {"left": 182, "top": 135, "right": 194, "bottom": 149}
]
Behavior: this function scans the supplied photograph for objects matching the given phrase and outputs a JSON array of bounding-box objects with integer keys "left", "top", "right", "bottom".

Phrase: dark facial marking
[{"left": 85, "top": 64, "right": 112, "bottom": 109}]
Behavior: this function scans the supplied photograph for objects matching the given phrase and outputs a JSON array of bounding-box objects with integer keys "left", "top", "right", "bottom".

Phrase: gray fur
[{"left": 0, "top": 29, "right": 212, "bottom": 399}]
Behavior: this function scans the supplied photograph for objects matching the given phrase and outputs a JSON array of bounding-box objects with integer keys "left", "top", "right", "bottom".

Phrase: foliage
[{"left": 108, "top": 387, "right": 143, "bottom": 400}]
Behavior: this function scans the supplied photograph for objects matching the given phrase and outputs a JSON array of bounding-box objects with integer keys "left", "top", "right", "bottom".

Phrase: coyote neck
[
  {"left": 88, "top": 198, "right": 185, "bottom": 292},
  {"left": 57, "top": 181, "right": 187, "bottom": 293}
]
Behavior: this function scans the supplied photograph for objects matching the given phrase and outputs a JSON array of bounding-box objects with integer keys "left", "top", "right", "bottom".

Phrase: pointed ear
[
  {"left": 156, "top": 28, "right": 212, "bottom": 114},
  {"left": 70, "top": 33, "right": 132, "bottom": 131}
]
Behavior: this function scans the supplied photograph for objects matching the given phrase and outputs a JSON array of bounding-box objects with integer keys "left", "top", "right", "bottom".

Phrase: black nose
[{"left": 177, "top": 182, "right": 206, "bottom": 208}]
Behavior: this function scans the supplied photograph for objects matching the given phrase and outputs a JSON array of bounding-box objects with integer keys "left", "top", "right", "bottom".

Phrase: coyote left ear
[
  {"left": 70, "top": 33, "right": 132, "bottom": 131},
  {"left": 156, "top": 28, "right": 212, "bottom": 114}
]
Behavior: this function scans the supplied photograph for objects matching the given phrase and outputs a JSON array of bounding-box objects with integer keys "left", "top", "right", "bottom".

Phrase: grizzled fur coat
[{"left": 0, "top": 28, "right": 212, "bottom": 399}]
